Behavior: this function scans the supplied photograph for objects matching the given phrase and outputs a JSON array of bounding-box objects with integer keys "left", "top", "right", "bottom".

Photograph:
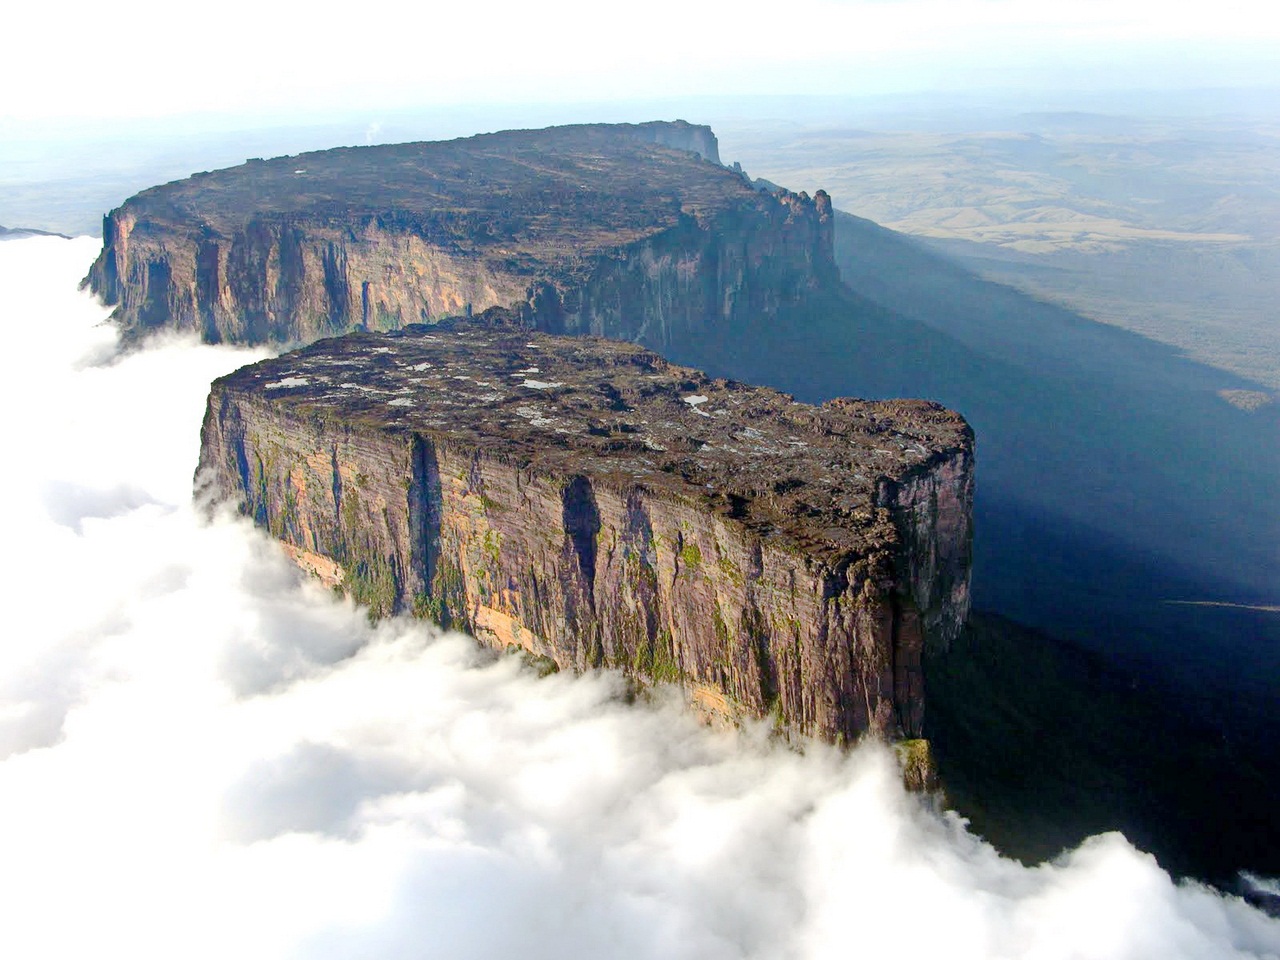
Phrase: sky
[
  {"left": 1, "top": 233, "right": 1278, "bottom": 959},
  {"left": 5, "top": 0, "right": 1279, "bottom": 125}
]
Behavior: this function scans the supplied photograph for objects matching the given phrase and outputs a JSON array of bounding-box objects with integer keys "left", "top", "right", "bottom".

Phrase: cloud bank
[{"left": 0, "top": 236, "right": 1276, "bottom": 959}]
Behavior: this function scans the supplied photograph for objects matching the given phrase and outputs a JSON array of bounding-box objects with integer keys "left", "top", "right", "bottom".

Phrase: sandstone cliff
[
  {"left": 85, "top": 121, "right": 831, "bottom": 349},
  {"left": 197, "top": 322, "right": 973, "bottom": 742}
]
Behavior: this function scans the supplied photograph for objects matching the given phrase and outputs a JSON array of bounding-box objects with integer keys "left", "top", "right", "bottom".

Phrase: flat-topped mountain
[
  {"left": 85, "top": 121, "right": 833, "bottom": 346},
  {"left": 0, "top": 225, "right": 70, "bottom": 240},
  {"left": 198, "top": 320, "right": 973, "bottom": 742}
]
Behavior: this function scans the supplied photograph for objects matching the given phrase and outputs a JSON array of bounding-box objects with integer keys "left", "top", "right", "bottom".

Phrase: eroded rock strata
[
  {"left": 198, "top": 322, "right": 973, "bottom": 742},
  {"left": 86, "top": 121, "right": 834, "bottom": 348}
]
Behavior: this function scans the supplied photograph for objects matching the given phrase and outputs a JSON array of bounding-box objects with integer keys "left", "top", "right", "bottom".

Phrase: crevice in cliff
[
  {"left": 329, "top": 446, "right": 343, "bottom": 531},
  {"left": 524, "top": 281, "right": 565, "bottom": 335},
  {"left": 277, "top": 226, "right": 306, "bottom": 312},
  {"left": 215, "top": 394, "right": 256, "bottom": 523},
  {"left": 891, "top": 593, "right": 925, "bottom": 738},
  {"left": 744, "top": 604, "right": 779, "bottom": 712},
  {"left": 562, "top": 476, "right": 601, "bottom": 596},
  {"left": 322, "top": 243, "right": 349, "bottom": 331},
  {"left": 560, "top": 475, "right": 603, "bottom": 666},
  {"left": 196, "top": 240, "right": 223, "bottom": 344},
  {"left": 139, "top": 260, "right": 172, "bottom": 329},
  {"left": 409, "top": 435, "right": 442, "bottom": 608}
]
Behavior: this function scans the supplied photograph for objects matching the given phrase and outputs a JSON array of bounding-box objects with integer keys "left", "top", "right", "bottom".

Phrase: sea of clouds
[{"left": 1, "top": 235, "right": 1276, "bottom": 959}]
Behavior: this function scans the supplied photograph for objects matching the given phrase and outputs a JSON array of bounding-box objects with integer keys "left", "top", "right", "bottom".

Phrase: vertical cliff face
[
  {"left": 198, "top": 325, "right": 973, "bottom": 742},
  {"left": 522, "top": 190, "right": 836, "bottom": 353},
  {"left": 620, "top": 118, "right": 722, "bottom": 163},
  {"left": 85, "top": 122, "right": 831, "bottom": 348},
  {"left": 93, "top": 214, "right": 531, "bottom": 344},
  {"left": 874, "top": 446, "right": 974, "bottom": 735}
]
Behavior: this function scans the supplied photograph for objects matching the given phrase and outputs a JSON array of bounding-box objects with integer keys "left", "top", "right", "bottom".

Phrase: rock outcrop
[
  {"left": 85, "top": 121, "right": 833, "bottom": 349},
  {"left": 197, "top": 321, "right": 973, "bottom": 742}
]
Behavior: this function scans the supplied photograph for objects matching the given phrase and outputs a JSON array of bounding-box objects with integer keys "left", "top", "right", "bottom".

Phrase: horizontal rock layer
[
  {"left": 85, "top": 121, "right": 834, "bottom": 349},
  {"left": 198, "top": 323, "right": 973, "bottom": 742}
]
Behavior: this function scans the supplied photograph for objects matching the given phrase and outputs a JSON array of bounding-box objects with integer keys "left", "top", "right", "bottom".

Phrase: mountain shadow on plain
[{"left": 645, "top": 208, "right": 1279, "bottom": 882}]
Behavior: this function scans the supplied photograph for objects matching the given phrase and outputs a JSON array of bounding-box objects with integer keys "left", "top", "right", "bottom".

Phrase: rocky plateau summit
[
  {"left": 85, "top": 121, "right": 833, "bottom": 350},
  {"left": 199, "top": 322, "right": 973, "bottom": 742}
]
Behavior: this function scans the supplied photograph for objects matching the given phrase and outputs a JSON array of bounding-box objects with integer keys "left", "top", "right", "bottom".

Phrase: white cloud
[{"left": 0, "top": 236, "right": 1276, "bottom": 959}]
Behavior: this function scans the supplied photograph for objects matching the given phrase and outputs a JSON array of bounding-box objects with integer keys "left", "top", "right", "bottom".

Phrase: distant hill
[{"left": 0, "top": 225, "right": 71, "bottom": 240}]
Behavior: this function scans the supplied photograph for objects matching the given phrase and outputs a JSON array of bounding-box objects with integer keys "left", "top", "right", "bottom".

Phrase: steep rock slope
[
  {"left": 85, "top": 121, "right": 833, "bottom": 348},
  {"left": 198, "top": 322, "right": 973, "bottom": 743}
]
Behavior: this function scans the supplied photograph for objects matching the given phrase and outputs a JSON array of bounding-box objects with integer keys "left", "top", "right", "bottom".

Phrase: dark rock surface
[
  {"left": 198, "top": 320, "right": 973, "bottom": 743},
  {"left": 85, "top": 121, "right": 833, "bottom": 347}
]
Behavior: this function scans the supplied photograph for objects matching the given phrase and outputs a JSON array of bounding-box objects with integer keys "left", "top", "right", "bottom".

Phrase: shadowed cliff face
[
  {"left": 197, "top": 323, "right": 973, "bottom": 743},
  {"left": 84, "top": 122, "right": 830, "bottom": 347}
]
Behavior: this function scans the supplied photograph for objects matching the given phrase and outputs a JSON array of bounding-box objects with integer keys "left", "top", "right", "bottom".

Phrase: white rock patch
[
  {"left": 516, "top": 405, "right": 557, "bottom": 427},
  {"left": 264, "top": 376, "right": 310, "bottom": 390},
  {"left": 683, "top": 394, "right": 711, "bottom": 417}
]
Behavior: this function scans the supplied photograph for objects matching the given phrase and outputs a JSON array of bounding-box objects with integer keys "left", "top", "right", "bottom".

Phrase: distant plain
[{"left": 718, "top": 108, "right": 1280, "bottom": 392}]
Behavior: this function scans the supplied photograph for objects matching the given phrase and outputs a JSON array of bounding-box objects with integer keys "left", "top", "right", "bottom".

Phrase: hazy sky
[{"left": 7, "top": 0, "right": 1278, "bottom": 122}]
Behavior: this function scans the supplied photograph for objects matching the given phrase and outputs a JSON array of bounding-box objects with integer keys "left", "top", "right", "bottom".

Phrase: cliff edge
[
  {"left": 197, "top": 320, "right": 973, "bottom": 742},
  {"left": 85, "top": 121, "right": 832, "bottom": 348}
]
